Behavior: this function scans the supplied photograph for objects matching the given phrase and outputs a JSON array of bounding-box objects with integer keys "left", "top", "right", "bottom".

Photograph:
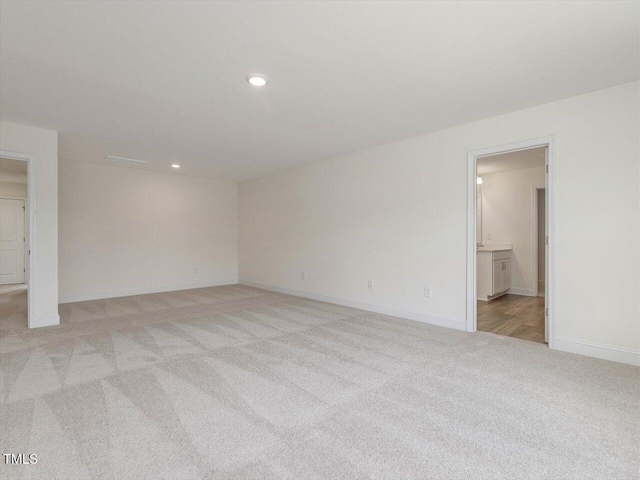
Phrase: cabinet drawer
[{"left": 493, "top": 250, "right": 512, "bottom": 261}]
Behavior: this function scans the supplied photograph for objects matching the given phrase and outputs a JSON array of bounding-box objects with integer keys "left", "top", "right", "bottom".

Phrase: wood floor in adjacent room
[{"left": 477, "top": 294, "right": 546, "bottom": 344}]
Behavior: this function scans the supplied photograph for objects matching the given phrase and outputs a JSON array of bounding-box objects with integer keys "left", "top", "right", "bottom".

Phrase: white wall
[
  {"left": 59, "top": 159, "right": 238, "bottom": 302},
  {"left": 0, "top": 181, "right": 27, "bottom": 198},
  {"left": 480, "top": 166, "right": 545, "bottom": 295},
  {"left": 239, "top": 81, "right": 640, "bottom": 365},
  {"left": 0, "top": 122, "right": 59, "bottom": 327}
]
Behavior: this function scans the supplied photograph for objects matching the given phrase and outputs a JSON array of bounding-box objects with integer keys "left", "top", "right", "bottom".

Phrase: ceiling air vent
[{"left": 104, "top": 155, "right": 148, "bottom": 166}]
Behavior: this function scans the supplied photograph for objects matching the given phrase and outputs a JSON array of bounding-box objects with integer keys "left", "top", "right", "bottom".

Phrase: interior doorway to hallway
[{"left": 0, "top": 157, "right": 30, "bottom": 329}]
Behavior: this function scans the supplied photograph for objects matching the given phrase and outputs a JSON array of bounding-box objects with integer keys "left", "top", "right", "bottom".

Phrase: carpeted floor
[{"left": 1, "top": 284, "right": 638, "bottom": 479}]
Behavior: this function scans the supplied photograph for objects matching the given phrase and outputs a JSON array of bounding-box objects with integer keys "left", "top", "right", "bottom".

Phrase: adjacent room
[
  {"left": 476, "top": 147, "right": 547, "bottom": 344},
  {"left": 0, "top": 157, "right": 29, "bottom": 332},
  {"left": 0, "top": 1, "right": 638, "bottom": 479}
]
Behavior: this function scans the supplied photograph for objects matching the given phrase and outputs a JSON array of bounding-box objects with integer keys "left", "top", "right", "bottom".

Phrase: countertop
[{"left": 477, "top": 244, "right": 513, "bottom": 252}]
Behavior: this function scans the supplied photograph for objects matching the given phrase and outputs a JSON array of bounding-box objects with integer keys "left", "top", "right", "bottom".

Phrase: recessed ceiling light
[
  {"left": 476, "top": 176, "right": 483, "bottom": 184},
  {"left": 246, "top": 74, "right": 269, "bottom": 87},
  {"left": 171, "top": 164, "right": 181, "bottom": 169}
]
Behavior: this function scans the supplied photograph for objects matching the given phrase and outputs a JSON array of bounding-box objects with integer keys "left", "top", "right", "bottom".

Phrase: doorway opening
[
  {"left": 0, "top": 156, "right": 32, "bottom": 329},
  {"left": 467, "top": 137, "right": 554, "bottom": 347}
]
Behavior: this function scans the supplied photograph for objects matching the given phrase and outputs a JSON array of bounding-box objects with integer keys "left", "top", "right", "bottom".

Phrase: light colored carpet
[{"left": 1, "top": 284, "right": 638, "bottom": 479}]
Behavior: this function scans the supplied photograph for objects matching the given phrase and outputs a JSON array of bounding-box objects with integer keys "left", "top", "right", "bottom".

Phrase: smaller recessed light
[
  {"left": 246, "top": 74, "right": 269, "bottom": 87},
  {"left": 171, "top": 164, "right": 181, "bottom": 169},
  {"left": 476, "top": 176, "right": 483, "bottom": 184}
]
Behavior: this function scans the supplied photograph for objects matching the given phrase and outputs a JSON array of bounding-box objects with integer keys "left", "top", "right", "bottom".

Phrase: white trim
[
  {"left": 554, "top": 337, "right": 640, "bottom": 366},
  {"left": 0, "top": 149, "right": 37, "bottom": 328},
  {"left": 546, "top": 139, "right": 556, "bottom": 347},
  {"left": 467, "top": 136, "right": 556, "bottom": 349},
  {"left": 58, "top": 279, "right": 238, "bottom": 303},
  {"left": 507, "top": 287, "right": 536, "bottom": 296},
  {"left": 32, "top": 314, "right": 60, "bottom": 329},
  {"left": 240, "top": 280, "right": 467, "bottom": 331}
]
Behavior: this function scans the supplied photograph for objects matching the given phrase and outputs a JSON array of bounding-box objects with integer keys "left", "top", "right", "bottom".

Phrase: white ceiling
[
  {"left": 1, "top": 1, "right": 638, "bottom": 182},
  {"left": 477, "top": 147, "right": 545, "bottom": 176}
]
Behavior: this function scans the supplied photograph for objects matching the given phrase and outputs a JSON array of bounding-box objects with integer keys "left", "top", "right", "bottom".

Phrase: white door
[
  {"left": 544, "top": 148, "right": 549, "bottom": 343},
  {"left": 0, "top": 198, "right": 26, "bottom": 285}
]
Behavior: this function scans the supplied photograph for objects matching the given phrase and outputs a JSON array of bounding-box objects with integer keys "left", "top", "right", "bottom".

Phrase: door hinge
[
  {"left": 545, "top": 236, "right": 548, "bottom": 245},
  {"left": 545, "top": 165, "right": 549, "bottom": 173},
  {"left": 545, "top": 308, "right": 549, "bottom": 317},
  {"left": 23, "top": 268, "right": 25, "bottom": 272},
  {"left": 22, "top": 206, "right": 25, "bottom": 211}
]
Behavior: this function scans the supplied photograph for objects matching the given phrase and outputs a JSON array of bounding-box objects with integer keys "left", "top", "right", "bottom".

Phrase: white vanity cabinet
[{"left": 477, "top": 247, "right": 512, "bottom": 301}]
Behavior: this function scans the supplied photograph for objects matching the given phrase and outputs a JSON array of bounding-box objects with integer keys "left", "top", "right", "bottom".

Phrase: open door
[{"left": 544, "top": 147, "right": 549, "bottom": 343}]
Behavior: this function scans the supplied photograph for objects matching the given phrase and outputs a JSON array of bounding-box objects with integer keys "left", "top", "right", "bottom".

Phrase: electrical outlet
[
  {"left": 301, "top": 272, "right": 305, "bottom": 280},
  {"left": 424, "top": 286, "right": 432, "bottom": 298},
  {"left": 368, "top": 280, "right": 373, "bottom": 289},
  {"left": 487, "top": 232, "right": 492, "bottom": 240}
]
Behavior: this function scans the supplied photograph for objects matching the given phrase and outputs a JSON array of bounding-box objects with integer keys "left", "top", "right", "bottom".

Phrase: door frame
[
  {"left": 0, "top": 149, "right": 36, "bottom": 328},
  {"left": 466, "top": 136, "right": 556, "bottom": 349}
]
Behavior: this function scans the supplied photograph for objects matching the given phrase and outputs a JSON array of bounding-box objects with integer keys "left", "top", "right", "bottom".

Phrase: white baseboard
[
  {"left": 507, "top": 287, "right": 536, "bottom": 296},
  {"left": 239, "top": 280, "right": 467, "bottom": 331},
  {"left": 58, "top": 279, "right": 238, "bottom": 304},
  {"left": 31, "top": 314, "right": 60, "bottom": 329},
  {"left": 554, "top": 337, "right": 640, "bottom": 366},
  {"left": 56, "top": 279, "right": 639, "bottom": 366}
]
